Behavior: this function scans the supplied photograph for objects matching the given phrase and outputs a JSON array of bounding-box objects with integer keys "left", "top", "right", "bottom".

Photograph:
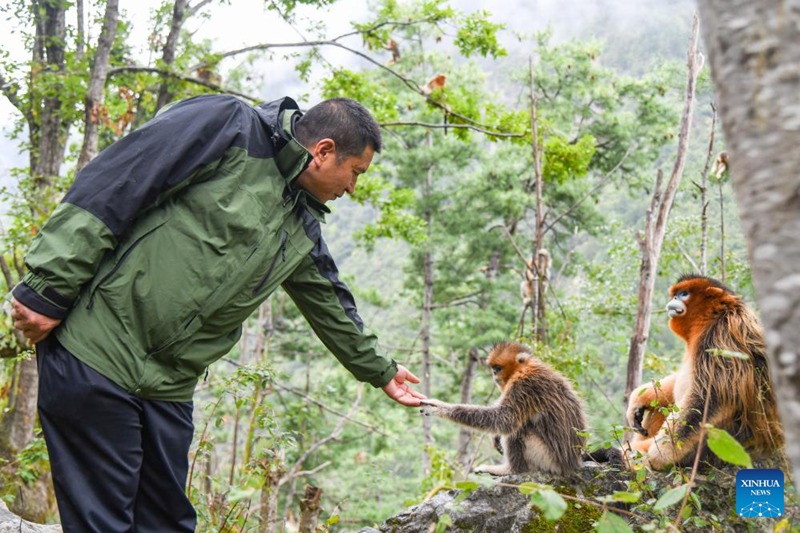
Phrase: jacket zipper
[
  {"left": 87, "top": 226, "right": 163, "bottom": 309},
  {"left": 252, "top": 229, "right": 289, "bottom": 296}
]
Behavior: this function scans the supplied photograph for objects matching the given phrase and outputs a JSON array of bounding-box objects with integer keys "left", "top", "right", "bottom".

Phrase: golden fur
[
  {"left": 421, "top": 342, "right": 586, "bottom": 476},
  {"left": 627, "top": 275, "right": 783, "bottom": 469}
]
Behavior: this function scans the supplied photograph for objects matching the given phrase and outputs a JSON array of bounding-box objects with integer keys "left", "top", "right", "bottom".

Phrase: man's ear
[{"left": 312, "top": 138, "right": 336, "bottom": 164}]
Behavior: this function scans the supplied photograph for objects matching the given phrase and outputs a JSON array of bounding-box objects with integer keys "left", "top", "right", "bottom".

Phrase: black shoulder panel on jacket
[
  {"left": 63, "top": 95, "right": 271, "bottom": 237},
  {"left": 298, "top": 208, "right": 365, "bottom": 331}
]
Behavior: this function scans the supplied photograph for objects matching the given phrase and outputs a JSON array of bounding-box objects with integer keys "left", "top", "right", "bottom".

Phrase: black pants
[{"left": 36, "top": 336, "right": 197, "bottom": 532}]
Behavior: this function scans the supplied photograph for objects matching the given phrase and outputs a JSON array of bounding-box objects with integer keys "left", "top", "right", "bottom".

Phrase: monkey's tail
[{"left": 582, "top": 447, "right": 624, "bottom": 465}]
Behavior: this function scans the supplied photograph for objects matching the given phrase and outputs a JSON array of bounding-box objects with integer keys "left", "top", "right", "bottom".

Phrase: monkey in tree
[
  {"left": 421, "top": 73, "right": 447, "bottom": 96},
  {"left": 521, "top": 249, "right": 551, "bottom": 309},
  {"left": 420, "top": 341, "right": 586, "bottom": 476},
  {"left": 626, "top": 274, "right": 783, "bottom": 469},
  {"left": 711, "top": 151, "right": 728, "bottom": 179}
]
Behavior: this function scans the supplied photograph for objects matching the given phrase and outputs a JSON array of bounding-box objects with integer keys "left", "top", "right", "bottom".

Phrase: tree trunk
[
  {"left": 623, "top": 14, "right": 701, "bottom": 417},
  {"left": 420, "top": 135, "right": 434, "bottom": 471},
  {"left": 456, "top": 348, "right": 479, "bottom": 468},
  {"left": 0, "top": 0, "right": 72, "bottom": 465},
  {"left": 696, "top": 0, "right": 800, "bottom": 484},
  {"left": 528, "top": 58, "right": 547, "bottom": 343},
  {"left": 31, "top": 0, "right": 69, "bottom": 189},
  {"left": 156, "top": 0, "right": 189, "bottom": 111},
  {"left": 698, "top": 105, "right": 717, "bottom": 275},
  {"left": 77, "top": 0, "right": 119, "bottom": 171},
  {"left": 298, "top": 485, "right": 322, "bottom": 533}
]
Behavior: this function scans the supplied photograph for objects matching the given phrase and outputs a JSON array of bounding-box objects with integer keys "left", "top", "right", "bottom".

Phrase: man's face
[{"left": 296, "top": 140, "right": 374, "bottom": 203}]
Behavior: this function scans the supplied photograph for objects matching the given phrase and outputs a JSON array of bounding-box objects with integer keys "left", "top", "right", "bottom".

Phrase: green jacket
[{"left": 13, "top": 95, "right": 397, "bottom": 401}]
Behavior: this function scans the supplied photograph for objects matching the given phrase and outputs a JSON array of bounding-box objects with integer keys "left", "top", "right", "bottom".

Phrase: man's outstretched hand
[{"left": 381, "top": 365, "right": 426, "bottom": 406}]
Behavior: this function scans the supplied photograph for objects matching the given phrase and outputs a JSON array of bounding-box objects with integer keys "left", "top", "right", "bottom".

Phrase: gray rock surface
[{"left": 0, "top": 501, "right": 61, "bottom": 532}]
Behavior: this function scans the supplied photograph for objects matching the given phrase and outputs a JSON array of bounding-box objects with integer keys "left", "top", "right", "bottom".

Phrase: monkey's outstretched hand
[
  {"left": 381, "top": 365, "right": 426, "bottom": 407},
  {"left": 418, "top": 398, "right": 446, "bottom": 416}
]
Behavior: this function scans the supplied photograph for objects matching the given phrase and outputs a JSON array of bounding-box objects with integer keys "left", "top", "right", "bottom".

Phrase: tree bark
[
  {"left": 456, "top": 348, "right": 479, "bottom": 468},
  {"left": 0, "top": 0, "right": 72, "bottom": 468},
  {"left": 298, "top": 485, "right": 322, "bottom": 533},
  {"left": 31, "top": 0, "right": 69, "bottom": 187},
  {"left": 155, "top": 0, "right": 189, "bottom": 111},
  {"left": 77, "top": 0, "right": 120, "bottom": 171},
  {"left": 623, "top": 14, "right": 701, "bottom": 416},
  {"left": 528, "top": 57, "right": 547, "bottom": 343},
  {"left": 420, "top": 135, "right": 434, "bottom": 471},
  {"left": 696, "top": 0, "right": 800, "bottom": 484}
]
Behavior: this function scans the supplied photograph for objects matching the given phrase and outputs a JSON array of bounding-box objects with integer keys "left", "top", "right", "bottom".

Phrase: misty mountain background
[{"left": 0, "top": 0, "right": 696, "bottom": 177}]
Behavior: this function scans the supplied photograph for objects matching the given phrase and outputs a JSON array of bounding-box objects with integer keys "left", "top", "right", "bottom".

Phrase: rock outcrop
[
  {"left": 361, "top": 458, "right": 798, "bottom": 532},
  {"left": 0, "top": 501, "right": 60, "bottom": 532}
]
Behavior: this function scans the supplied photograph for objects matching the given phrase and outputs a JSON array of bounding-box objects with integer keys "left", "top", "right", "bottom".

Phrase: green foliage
[
  {"left": 542, "top": 134, "right": 596, "bottom": 184},
  {"left": 11, "top": 431, "right": 48, "bottom": 486},
  {"left": 320, "top": 69, "right": 400, "bottom": 123},
  {"left": 519, "top": 482, "right": 568, "bottom": 521},
  {"left": 454, "top": 11, "right": 507, "bottom": 59},
  {"left": 706, "top": 427, "right": 753, "bottom": 468},
  {"left": 350, "top": 174, "right": 427, "bottom": 249},
  {"left": 595, "top": 510, "right": 634, "bottom": 533},
  {"left": 419, "top": 445, "right": 456, "bottom": 495},
  {"left": 652, "top": 483, "right": 688, "bottom": 511}
]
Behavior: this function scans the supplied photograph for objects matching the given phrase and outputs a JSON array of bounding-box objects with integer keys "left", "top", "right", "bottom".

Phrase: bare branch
[
  {"left": 188, "top": 39, "right": 522, "bottom": 137},
  {"left": 280, "top": 384, "right": 363, "bottom": 484},
  {"left": 291, "top": 461, "right": 332, "bottom": 478},
  {"left": 186, "top": 0, "right": 213, "bottom": 19},
  {"left": 430, "top": 291, "right": 483, "bottom": 309},
  {"left": 333, "top": 18, "right": 447, "bottom": 42},
  {"left": 272, "top": 382, "right": 385, "bottom": 436},
  {"left": 487, "top": 223, "right": 528, "bottom": 265},
  {"left": 0, "top": 73, "right": 24, "bottom": 117},
  {"left": 107, "top": 66, "right": 260, "bottom": 102},
  {"left": 544, "top": 143, "right": 635, "bottom": 235},
  {"left": 381, "top": 121, "right": 523, "bottom": 138}
]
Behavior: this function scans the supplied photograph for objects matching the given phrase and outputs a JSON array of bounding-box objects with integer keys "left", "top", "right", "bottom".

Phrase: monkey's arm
[
  {"left": 420, "top": 397, "right": 527, "bottom": 435},
  {"left": 645, "top": 388, "right": 737, "bottom": 470},
  {"left": 626, "top": 373, "right": 677, "bottom": 436}
]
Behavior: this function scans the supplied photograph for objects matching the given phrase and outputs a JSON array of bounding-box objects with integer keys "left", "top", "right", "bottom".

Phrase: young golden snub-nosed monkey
[{"left": 420, "top": 342, "right": 586, "bottom": 476}]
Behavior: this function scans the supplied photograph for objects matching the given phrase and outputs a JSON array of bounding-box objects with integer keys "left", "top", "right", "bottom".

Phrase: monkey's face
[
  {"left": 667, "top": 276, "right": 732, "bottom": 340},
  {"left": 487, "top": 343, "right": 533, "bottom": 391},
  {"left": 666, "top": 288, "right": 689, "bottom": 318}
]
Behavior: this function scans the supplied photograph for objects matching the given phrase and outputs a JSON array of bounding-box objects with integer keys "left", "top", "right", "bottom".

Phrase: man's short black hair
[{"left": 294, "top": 98, "right": 382, "bottom": 160}]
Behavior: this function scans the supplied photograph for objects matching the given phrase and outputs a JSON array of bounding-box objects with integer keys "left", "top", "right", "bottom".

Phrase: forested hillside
[{"left": 0, "top": 0, "right": 796, "bottom": 531}]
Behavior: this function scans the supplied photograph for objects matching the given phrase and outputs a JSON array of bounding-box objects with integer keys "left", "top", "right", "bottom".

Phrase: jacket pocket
[{"left": 86, "top": 218, "right": 169, "bottom": 309}]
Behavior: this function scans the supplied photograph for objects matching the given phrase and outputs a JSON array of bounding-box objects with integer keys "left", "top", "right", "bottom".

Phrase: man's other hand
[{"left": 10, "top": 298, "right": 61, "bottom": 344}]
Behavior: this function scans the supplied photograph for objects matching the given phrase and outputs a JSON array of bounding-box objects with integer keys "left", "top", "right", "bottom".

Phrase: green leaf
[
  {"left": 653, "top": 484, "right": 689, "bottom": 511},
  {"left": 435, "top": 513, "right": 453, "bottom": 533},
  {"left": 706, "top": 348, "right": 749, "bottom": 360},
  {"left": 453, "top": 480, "right": 481, "bottom": 503},
  {"left": 706, "top": 427, "right": 753, "bottom": 467},
  {"left": 455, "top": 480, "right": 480, "bottom": 492},
  {"left": 517, "top": 482, "right": 543, "bottom": 495},
  {"left": 608, "top": 491, "right": 641, "bottom": 503},
  {"left": 529, "top": 488, "right": 567, "bottom": 521},
  {"left": 595, "top": 510, "right": 633, "bottom": 533}
]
